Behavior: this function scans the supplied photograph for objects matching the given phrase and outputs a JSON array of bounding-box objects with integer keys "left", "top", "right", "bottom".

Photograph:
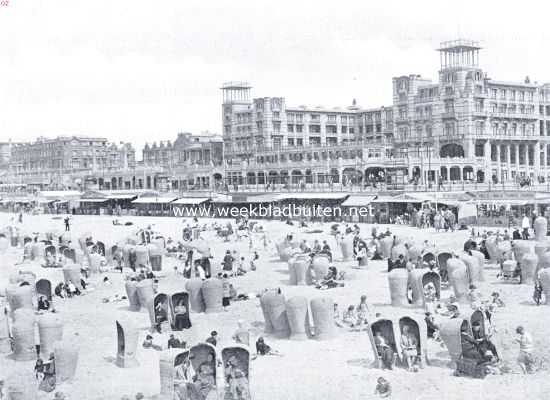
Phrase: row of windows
[
  {"left": 489, "top": 103, "right": 535, "bottom": 114},
  {"left": 490, "top": 88, "right": 534, "bottom": 102}
]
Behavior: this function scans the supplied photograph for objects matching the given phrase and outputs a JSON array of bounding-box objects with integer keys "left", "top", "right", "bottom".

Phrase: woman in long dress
[{"left": 400, "top": 325, "right": 419, "bottom": 371}]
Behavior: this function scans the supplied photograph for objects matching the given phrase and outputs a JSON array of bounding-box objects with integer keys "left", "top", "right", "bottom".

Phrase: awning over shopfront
[
  {"left": 171, "top": 197, "right": 210, "bottom": 205},
  {"left": 341, "top": 195, "right": 377, "bottom": 207},
  {"left": 78, "top": 198, "right": 108, "bottom": 203},
  {"left": 244, "top": 194, "right": 285, "bottom": 203},
  {"left": 107, "top": 194, "right": 137, "bottom": 200},
  {"left": 278, "top": 193, "right": 349, "bottom": 201},
  {"left": 132, "top": 197, "right": 178, "bottom": 204}
]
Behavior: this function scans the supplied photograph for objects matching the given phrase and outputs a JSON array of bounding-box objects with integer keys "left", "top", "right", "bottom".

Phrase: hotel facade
[
  {"left": 4, "top": 39, "right": 550, "bottom": 193},
  {"left": 222, "top": 40, "right": 550, "bottom": 191}
]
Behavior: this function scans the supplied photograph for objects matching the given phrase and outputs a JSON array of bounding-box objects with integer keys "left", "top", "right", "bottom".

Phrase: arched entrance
[
  {"left": 291, "top": 170, "right": 303, "bottom": 185},
  {"left": 365, "top": 167, "right": 385, "bottom": 184},
  {"left": 257, "top": 172, "right": 265, "bottom": 185},
  {"left": 440, "top": 166, "right": 448, "bottom": 181},
  {"left": 305, "top": 169, "right": 313, "bottom": 184},
  {"left": 476, "top": 170, "right": 485, "bottom": 183},
  {"left": 440, "top": 144, "right": 464, "bottom": 158},
  {"left": 463, "top": 166, "right": 474, "bottom": 181},
  {"left": 268, "top": 171, "right": 279, "bottom": 185},
  {"left": 449, "top": 166, "right": 461, "bottom": 181},
  {"left": 280, "top": 170, "right": 289, "bottom": 185},
  {"left": 343, "top": 168, "right": 361, "bottom": 185},
  {"left": 330, "top": 168, "right": 340, "bottom": 184},
  {"left": 246, "top": 172, "right": 256, "bottom": 185}
]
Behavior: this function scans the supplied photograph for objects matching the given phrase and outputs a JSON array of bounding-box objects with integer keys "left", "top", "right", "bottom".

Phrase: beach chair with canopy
[
  {"left": 222, "top": 345, "right": 251, "bottom": 400},
  {"left": 398, "top": 316, "right": 428, "bottom": 368},
  {"left": 153, "top": 293, "right": 170, "bottom": 331},
  {"left": 159, "top": 348, "right": 191, "bottom": 400},
  {"left": 189, "top": 343, "right": 217, "bottom": 399},
  {"left": 36, "top": 279, "right": 53, "bottom": 302},
  {"left": 367, "top": 318, "right": 401, "bottom": 369},
  {"left": 437, "top": 251, "right": 452, "bottom": 282},
  {"left": 95, "top": 241, "right": 106, "bottom": 256},
  {"left": 170, "top": 292, "right": 192, "bottom": 330},
  {"left": 63, "top": 248, "right": 76, "bottom": 263},
  {"left": 422, "top": 252, "right": 435, "bottom": 265}
]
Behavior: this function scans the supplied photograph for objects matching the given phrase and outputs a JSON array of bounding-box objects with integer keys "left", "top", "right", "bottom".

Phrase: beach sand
[{"left": 0, "top": 213, "right": 549, "bottom": 400}]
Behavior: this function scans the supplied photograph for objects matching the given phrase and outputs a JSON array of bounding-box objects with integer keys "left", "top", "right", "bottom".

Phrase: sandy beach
[{"left": 1, "top": 213, "right": 549, "bottom": 400}]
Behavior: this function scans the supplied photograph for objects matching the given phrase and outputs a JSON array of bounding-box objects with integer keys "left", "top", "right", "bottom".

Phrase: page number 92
[{"left": 0, "top": 1, "right": 9, "bottom": 6}]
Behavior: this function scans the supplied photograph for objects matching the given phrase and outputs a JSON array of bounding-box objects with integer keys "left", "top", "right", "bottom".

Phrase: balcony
[
  {"left": 473, "top": 110, "right": 488, "bottom": 118},
  {"left": 490, "top": 112, "right": 539, "bottom": 120},
  {"left": 441, "top": 111, "right": 456, "bottom": 119}
]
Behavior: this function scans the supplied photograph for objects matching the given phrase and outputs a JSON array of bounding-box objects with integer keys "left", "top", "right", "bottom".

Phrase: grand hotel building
[{"left": 222, "top": 40, "right": 550, "bottom": 190}]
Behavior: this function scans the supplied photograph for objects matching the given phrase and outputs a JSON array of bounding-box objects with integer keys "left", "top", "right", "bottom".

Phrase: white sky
[{"left": 2, "top": 0, "right": 550, "bottom": 159}]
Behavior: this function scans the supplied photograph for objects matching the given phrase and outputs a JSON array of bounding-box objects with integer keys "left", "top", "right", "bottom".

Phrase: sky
[{"left": 2, "top": 0, "right": 550, "bottom": 159}]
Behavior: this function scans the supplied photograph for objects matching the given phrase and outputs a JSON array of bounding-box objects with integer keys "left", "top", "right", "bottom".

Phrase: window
[
  {"left": 273, "top": 111, "right": 280, "bottom": 119},
  {"left": 296, "top": 114, "right": 303, "bottom": 123},
  {"left": 287, "top": 124, "right": 294, "bottom": 133},
  {"left": 327, "top": 115, "right": 336, "bottom": 123},
  {"left": 310, "top": 114, "right": 320, "bottom": 122},
  {"left": 287, "top": 138, "right": 294, "bottom": 146},
  {"left": 296, "top": 125, "right": 303, "bottom": 133},
  {"left": 341, "top": 126, "right": 347, "bottom": 134},
  {"left": 475, "top": 100, "right": 484, "bottom": 112},
  {"left": 475, "top": 121, "right": 484, "bottom": 135},
  {"left": 500, "top": 89, "right": 506, "bottom": 99},
  {"left": 297, "top": 138, "right": 303, "bottom": 146},
  {"left": 426, "top": 125, "right": 432, "bottom": 137},
  {"left": 491, "top": 89, "right": 497, "bottom": 99},
  {"left": 326, "top": 125, "right": 337, "bottom": 134},
  {"left": 308, "top": 125, "right": 320, "bottom": 134},
  {"left": 340, "top": 116, "right": 347, "bottom": 124}
]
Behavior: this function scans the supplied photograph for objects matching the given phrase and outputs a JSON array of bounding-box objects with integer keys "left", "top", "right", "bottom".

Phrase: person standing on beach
[{"left": 515, "top": 326, "right": 535, "bottom": 373}]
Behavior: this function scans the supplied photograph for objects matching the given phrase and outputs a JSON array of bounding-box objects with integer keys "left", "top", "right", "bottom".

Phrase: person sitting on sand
[
  {"left": 255, "top": 337, "right": 281, "bottom": 356},
  {"left": 142, "top": 334, "right": 162, "bottom": 351},
  {"left": 206, "top": 331, "right": 218, "bottom": 347},
  {"left": 490, "top": 292, "right": 505, "bottom": 308},
  {"left": 222, "top": 250, "right": 234, "bottom": 274},
  {"left": 315, "top": 265, "right": 343, "bottom": 290},
  {"left": 236, "top": 257, "right": 247, "bottom": 276},
  {"left": 343, "top": 305, "right": 358, "bottom": 327},
  {"left": 250, "top": 252, "right": 259, "bottom": 271},
  {"left": 374, "top": 377, "right": 392, "bottom": 398}
]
